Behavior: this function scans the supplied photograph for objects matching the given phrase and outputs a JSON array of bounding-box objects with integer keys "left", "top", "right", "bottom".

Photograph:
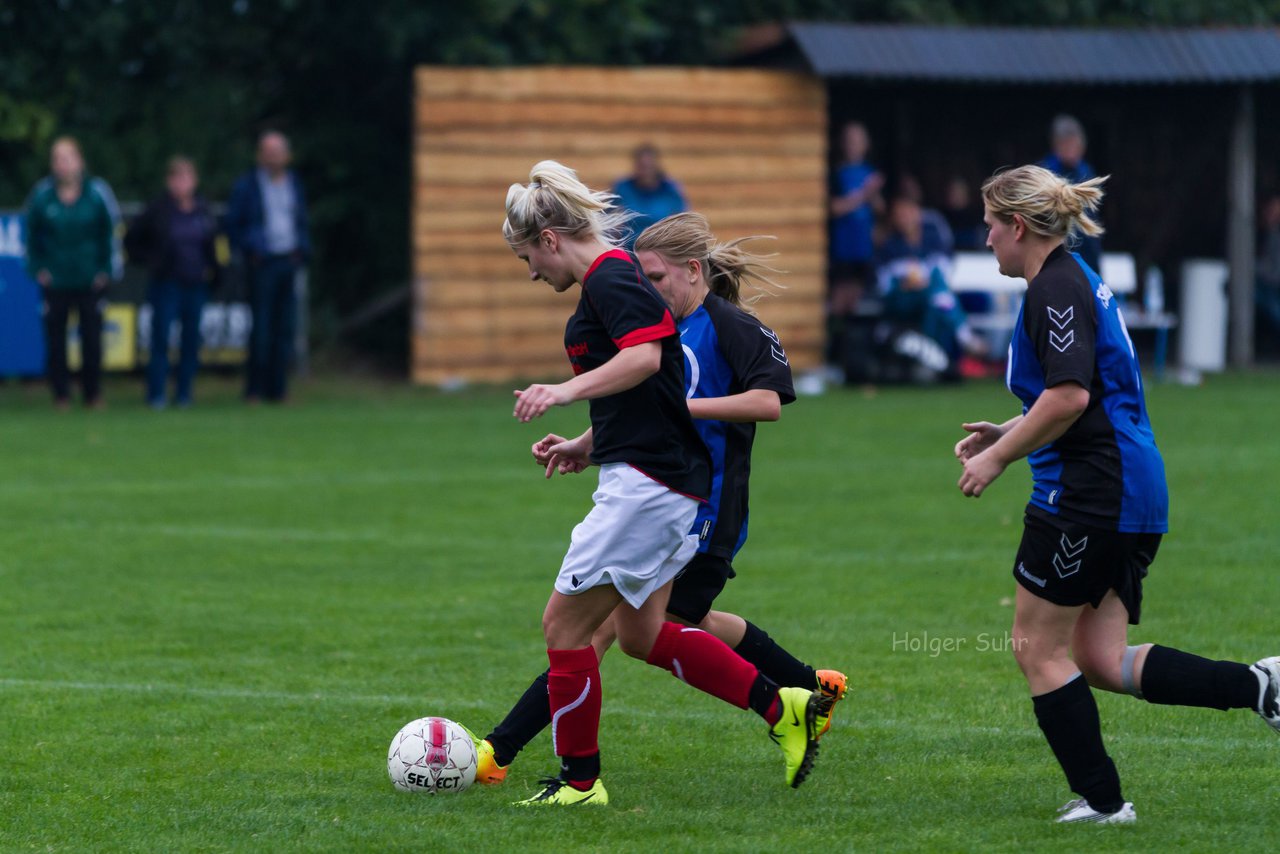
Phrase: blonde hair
[
  {"left": 503, "top": 160, "right": 631, "bottom": 247},
  {"left": 981, "top": 165, "right": 1106, "bottom": 245},
  {"left": 634, "top": 212, "right": 784, "bottom": 312}
]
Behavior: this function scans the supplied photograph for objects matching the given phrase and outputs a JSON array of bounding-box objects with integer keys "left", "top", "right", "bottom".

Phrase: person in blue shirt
[
  {"left": 226, "top": 131, "right": 311, "bottom": 404},
  {"left": 1039, "top": 115, "right": 1102, "bottom": 273},
  {"left": 827, "top": 122, "right": 885, "bottom": 370},
  {"left": 830, "top": 122, "right": 884, "bottom": 277},
  {"left": 611, "top": 144, "right": 687, "bottom": 248},
  {"left": 471, "top": 211, "right": 847, "bottom": 790},
  {"left": 956, "top": 164, "right": 1279, "bottom": 825}
]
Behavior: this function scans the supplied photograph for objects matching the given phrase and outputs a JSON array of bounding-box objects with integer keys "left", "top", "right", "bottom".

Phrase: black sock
[
  {"left": 747, "top": 672, "right": 781, "bottom": 721},
  {"left": 1140, "top": 645, "right": 1258, "bottom": 711},
  {"left": 560, "top": 752, "right": 600, "bottom": 790},
  {"left": 486, "top": 669, "right": 551, "bottom": 767},
  {"left": 734, "top": 621, "right": 818, "bottom": 689},
  {"left": 1032, "top": 674, "right": 1124, "bottom": 814}
]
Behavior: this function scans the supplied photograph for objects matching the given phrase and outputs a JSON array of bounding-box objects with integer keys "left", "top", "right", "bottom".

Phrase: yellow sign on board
[{"left": 67, "top": 303, "right": 137, "bottom": 371}]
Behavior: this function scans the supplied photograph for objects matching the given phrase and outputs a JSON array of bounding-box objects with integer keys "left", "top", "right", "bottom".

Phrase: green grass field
[{"left": 2, "top": 372, "right": 1277, "bottom": 852}]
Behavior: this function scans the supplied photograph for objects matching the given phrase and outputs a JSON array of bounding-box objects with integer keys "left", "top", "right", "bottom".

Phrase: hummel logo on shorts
[{"left": 1018, "top": 562, "right": 1047, "bottom": 587}]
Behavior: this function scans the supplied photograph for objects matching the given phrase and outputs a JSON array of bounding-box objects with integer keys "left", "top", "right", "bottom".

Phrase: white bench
[{"left": 949, "top": 251, "right": 1176, "bottom": 377}]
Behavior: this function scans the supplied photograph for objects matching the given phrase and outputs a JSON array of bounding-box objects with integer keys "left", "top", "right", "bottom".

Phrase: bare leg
[
  {"left": 542, "top": 585, "right": 623, "bottom": 650},
  {"left": 1071, "top": 590, "right": 1151, "bottom": 694},
  {"left": 1011, "top": 585, "right": 1084, "bottom": 695},
  {"left": 1012, "top": 585, "right": 1125, "bottom": 814}
]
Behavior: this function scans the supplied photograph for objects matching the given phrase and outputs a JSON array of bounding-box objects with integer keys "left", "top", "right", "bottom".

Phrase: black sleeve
[
  {"left": 1022, "top": 270, "right": 1096, "bottom": 389},
  {"left": 584, "top": 258, "right": 675, "bottom": 349},
  {"left": 710, "top": 301, "right": 797, "bottom": 404}
]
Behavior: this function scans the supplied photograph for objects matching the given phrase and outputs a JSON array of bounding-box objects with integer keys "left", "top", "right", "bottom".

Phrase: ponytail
[
  {"left": 634, "top": 212, "right": 784, "bottom": 313},
  {"left": 503, "top": 160, "right": 631, "bottom": 247},
  {"left": 981, "top": 165, "right": 1107, "bottom": 244}
]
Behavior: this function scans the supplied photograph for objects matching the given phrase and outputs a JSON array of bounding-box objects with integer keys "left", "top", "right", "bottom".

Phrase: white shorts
[{"left": 556, "top": 463, "right": 700, "bottom": 609}]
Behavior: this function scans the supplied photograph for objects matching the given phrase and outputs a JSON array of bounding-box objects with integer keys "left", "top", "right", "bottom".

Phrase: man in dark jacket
[{"left": 225, "top": 130, "right": 310, "bottom": 403}]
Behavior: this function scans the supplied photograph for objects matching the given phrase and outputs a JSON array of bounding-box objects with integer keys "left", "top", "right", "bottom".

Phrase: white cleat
[
  {"left": 1055, "top": 798, "right": 1137, "bottom": 824},
  {"left": 1252, "top": 657, "right": 1280, "bottom": 733}
]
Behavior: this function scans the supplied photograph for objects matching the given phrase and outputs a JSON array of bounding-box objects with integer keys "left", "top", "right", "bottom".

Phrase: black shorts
[
  {"left": 1012, "top": 510, "right": 1162, "bottom": 625},
  {"left": 666, "top": 552, "right": 736, "bottom": 624}
]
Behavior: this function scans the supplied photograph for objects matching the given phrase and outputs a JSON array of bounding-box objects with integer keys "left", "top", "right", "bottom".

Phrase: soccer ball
[{"left": 387, "top": 717, "right": 478, "bottom": 794}]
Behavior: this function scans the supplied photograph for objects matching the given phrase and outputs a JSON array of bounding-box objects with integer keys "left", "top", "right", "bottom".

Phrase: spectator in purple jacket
[{"left": 126, "top": 156, "right": 223, "bottom": 409}]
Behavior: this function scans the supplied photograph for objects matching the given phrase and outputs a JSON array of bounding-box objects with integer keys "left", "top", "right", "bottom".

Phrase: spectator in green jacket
[{"left": 24, "top": 136, "right": 122, "bottom": 409}]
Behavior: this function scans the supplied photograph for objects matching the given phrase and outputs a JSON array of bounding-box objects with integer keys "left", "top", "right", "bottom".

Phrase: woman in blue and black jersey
[
  {"left": 955, "top": 165, "right": 1279, "bottom": 825},
  {"left": 499, "top": 162, "right": 829, "bottom": 807},
  {"left": 474, "top": 213, "right": 849, "bottom": 789}
]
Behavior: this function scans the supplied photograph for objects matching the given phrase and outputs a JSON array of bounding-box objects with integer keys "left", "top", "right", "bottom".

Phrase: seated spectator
[
  {"left": 125, "top": 156, "right": 223, "bottom": 408},
  {"left": 612, "top": 143, "right": 687, "bottom": 247},
  {"left": 875, "top": 194, "right": 985, "bottom": 369},
  {"left": 894, "top": 174, "right": 954, "bottom": 258},
  {"left": 941, "top": 176, "right": 986, "bottom": 251},
  {"left": 877, "top": 192, "right": 953, "bottom": 269},
  {"left": 1258, "top": 194, "right": 1280, "bottom": 341}
]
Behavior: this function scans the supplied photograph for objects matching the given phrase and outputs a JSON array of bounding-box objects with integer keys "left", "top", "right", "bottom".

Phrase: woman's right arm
[
  {"left": 513, "top": 341, "right": 661, "bottom": 423},
  {"left": 955, "top": 415, "right": 1023, "bottom": 462}
]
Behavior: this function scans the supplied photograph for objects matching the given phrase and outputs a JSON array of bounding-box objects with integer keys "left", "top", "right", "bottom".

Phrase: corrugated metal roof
[{"left": 786, "top": 23, "right": 1280, "bottom": 84}]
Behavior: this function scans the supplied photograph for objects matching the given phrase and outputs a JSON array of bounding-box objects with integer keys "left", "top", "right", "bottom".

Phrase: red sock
[
  {"left": 547, "top": 647, "right": 601, "bottom": 787},
  {"left": 646, "top": 622, "right": 767, "bottom": 713}
]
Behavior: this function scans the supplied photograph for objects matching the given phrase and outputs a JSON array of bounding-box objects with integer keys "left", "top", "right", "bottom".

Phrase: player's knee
[
  {"left": 1074, "top": 646, "right": 1124, "bottom": 692},
  {"left": 1011, "top": 632, "right": 1066, "bottom": 679},
  {"left": 1010, "top": 627, "right": 1035, "bottom": 668},
  {"left": 1011, "top": 638, "right": 1036, "bottom": 675},
  {"left": 542, "top": 611, "right": 585, "bottom": 650},
  {"left": 615, "top": 631, "right": 653, "bottom": 661}
]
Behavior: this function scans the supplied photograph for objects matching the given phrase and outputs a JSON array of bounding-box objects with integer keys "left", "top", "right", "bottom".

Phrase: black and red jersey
[{"left": 565, "top": 249, "right": 710, "bottom": 500}]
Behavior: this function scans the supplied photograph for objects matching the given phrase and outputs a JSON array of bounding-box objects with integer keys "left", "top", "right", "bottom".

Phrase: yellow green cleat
[
  {"left": 769, "top": 686, "right": 831, "bottom": 788},
  {"left": 514, "top": 776, "right": 608, "bottom": 806}
]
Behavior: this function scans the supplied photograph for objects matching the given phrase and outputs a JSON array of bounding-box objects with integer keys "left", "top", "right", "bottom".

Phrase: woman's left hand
[{"left": 513, "top": 383, "right": 572, "bottom": 423}]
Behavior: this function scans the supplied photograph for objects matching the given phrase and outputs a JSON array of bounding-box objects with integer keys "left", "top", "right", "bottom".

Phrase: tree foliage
[{"left": 1, "top": 0, "right": 1274, "bottom": 366}]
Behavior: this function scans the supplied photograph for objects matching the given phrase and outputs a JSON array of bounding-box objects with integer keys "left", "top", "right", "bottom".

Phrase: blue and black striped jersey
[
  {"left": 1006, "top": 246, "right": 1168, "bottom": 534},
  {"left": 679, "top": 293, "right": 796, "bottom": 558}
]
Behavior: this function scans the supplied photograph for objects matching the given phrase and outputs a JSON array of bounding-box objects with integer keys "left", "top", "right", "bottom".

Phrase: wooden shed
[{"left": 411, "top": 67, "right": 827, "bottom": 385}]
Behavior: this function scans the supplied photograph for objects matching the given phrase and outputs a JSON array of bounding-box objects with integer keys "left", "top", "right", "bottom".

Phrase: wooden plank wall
[{"left": 412, "top": 67, "right": 827, "bottom": 386}]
